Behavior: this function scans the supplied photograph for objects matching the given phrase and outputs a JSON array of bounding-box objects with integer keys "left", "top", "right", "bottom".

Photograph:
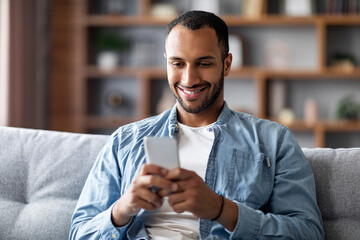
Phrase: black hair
[{"left": 166, "top": 10, "right": 229, "bottom": 60}]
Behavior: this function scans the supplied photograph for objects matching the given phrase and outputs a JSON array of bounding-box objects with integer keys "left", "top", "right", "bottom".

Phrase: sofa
[{"left": 0, "top": 126, "right": 359, "bottom": 240}]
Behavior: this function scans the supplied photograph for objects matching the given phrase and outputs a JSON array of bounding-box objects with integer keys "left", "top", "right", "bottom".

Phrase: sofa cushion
[
  {"left": 303, "top": 148, "right": 360, "bottom": 240},
  {"left": 0, "top": 127, "right": 108, "bottom": 240}
]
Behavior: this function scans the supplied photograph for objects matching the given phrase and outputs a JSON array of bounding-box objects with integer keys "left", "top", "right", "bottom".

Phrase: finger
[
  {"left": 157, "top": 183, "right": 179, "bottom": 197},
  {"left": 165, "top": 171, "right": 202, "bottom": 193},
  {"left": 140, "top": 163, "right": 168, "bottom": 176},
  {"left": 140, "top": 201, "right": 159, "bottom": 212},
  {"left": 137, "top": 174, "right": 174, "bottom": 193},
  {"left": 165, "top": 168, "right": 194, "bottom": 181},
  {"left": 167, "top": 190, "right": 187, "bottom": 206},
  {"left": 167, "top": 193, "right": 189, "bottom": 213},
  {"left": 136, "top": 188, "right": 163, "bottom": 208},
  {"left": 116, "top": 188, "right": 160, "bottom": 217},
  {"left": 130, "top": 196, "right": 159, "bottom": 212}
]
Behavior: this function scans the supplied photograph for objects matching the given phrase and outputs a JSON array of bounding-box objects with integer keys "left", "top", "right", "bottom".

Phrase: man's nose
[{"left": 182, "top": 65, "right": 199, "bottom": 86}]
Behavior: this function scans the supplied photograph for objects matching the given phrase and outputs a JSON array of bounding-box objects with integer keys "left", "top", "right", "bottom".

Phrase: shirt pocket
[{"left": 223, "top": 149, "right": 273, "bottom": 208}]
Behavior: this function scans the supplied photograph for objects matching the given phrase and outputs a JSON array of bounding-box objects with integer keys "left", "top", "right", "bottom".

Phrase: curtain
[{"left": 8, "top": 0, "right": 50, "bottom": 129}]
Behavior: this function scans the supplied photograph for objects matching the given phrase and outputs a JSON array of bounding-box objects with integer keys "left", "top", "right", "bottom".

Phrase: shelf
[
  {"left": 276, "top": 119, "right": 360, "bottom": 132},
  {"left": 321, "top": 120, "right": 360, "bottom": 132},
  {"left": 84, "top": 15, "right": 171, "bottom": 26},
  {"left": 86, "top": 66, "right": 263, "bottom": 79},
  {"left": 84, "top": 15, "right": 360, "bottom": 27},
  {"left": 320, "top": 15, "right": 360, "bottom": 25},
  {"left": 228, "top": 67, "right": 261, "bottom": 78},
  {"left": 86, "top": 66, "right": 360, "bottom": 79},
  {"left": 86, "top": 117, "right": 360, "bottom": 134},
  {"left": 86, "top": 66, "right": 167, "bottom": 78},
  {"left": 50, "top": 0, "right": 360, "bottom": 148},
  {"left": 86, "top": 115, "right": 139, "bottom": 129},
  {"left": 264, "top": 68, "right": 360, "bottom": 79},
  {"left": 224, "top": 15, "right": 319, "bottom": 26}
]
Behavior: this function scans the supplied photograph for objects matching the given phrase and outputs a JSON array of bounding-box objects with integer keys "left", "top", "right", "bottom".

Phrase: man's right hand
[{"left": 111, "top": 164, "right": 177, "bottom": 227}]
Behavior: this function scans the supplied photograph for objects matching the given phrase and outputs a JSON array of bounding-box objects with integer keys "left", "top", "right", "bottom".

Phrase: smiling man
[
  {"left": 165, "top": 24, "right": 229, "bottom": 128},
  {"left": 70, "top": 11, "right": 324, "bottom": 240}
]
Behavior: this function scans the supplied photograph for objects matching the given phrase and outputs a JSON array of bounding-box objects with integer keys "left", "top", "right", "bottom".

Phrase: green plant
[
  {"left": 336, "top": 95, "right": 360, "bottom": 120},
  {"left": 96, "top": 31, "right": 130, "bottom": 51},
  {"left": 331, "top": 52, "right": 356, "bottom": 66}
]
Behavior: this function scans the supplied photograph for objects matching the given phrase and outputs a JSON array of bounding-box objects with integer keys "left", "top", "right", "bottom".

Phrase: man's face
[{"left": 165, "top": 26, "right": 231, "bottom": 114}]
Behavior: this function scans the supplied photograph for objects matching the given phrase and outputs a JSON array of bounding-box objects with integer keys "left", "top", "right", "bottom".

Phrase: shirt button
[{"left": 112, "top": 233, "right": 117, "bottom": 239}]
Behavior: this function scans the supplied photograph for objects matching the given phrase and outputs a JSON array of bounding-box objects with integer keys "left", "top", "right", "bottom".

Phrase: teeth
[{"left": 183, "top": 89, "right": 201, "bottom": 95}]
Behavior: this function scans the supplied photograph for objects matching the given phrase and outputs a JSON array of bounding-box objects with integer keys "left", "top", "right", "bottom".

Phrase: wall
[{"left": 0, "top": 0, "right": 9, "bottom": 126}]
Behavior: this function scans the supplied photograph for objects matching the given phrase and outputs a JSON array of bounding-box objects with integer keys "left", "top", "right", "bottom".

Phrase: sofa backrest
[
  {"left": 303, "top": 148, "right": 360, "bottom": 240},
  {"left": 0, "top": 127, "right": 108, "bottom": 240},
  {"left": 1, "top": 127, "right": 359, "bottom": 239}
]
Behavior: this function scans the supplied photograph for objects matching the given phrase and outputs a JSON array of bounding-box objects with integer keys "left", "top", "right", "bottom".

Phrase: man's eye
[
  {"left": 171, "top": 62, "right": 183, "bottom": 67},
  {"left": 199, "top": 62, "right": 212, "bottom": 67}
]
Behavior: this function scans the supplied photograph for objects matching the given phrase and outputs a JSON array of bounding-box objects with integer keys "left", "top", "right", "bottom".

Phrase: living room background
[{"left": 1, "top": 0, "right": 360, "bottom": 148}]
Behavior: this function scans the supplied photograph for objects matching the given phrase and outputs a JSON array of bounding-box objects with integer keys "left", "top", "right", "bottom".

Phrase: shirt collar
[{"left": 167, "top": 101, "right": 232, "bottom": 134}]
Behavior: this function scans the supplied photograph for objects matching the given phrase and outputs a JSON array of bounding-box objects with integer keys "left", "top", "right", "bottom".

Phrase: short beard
[{"left": 173, "top": 68, "right": 224, "bottom": 114}]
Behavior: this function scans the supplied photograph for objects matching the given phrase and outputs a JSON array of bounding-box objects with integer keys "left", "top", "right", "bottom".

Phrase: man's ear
[
  {"left": 224, "top": 53, "right": 232, "bottom": 76},
  {"left": 164, "top": 52, "right": 167, "bottom": 59}
]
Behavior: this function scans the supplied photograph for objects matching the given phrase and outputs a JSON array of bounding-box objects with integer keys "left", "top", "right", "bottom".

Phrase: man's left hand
[{"left": 161, "top": 168, "right": 223, "bottom": 220}]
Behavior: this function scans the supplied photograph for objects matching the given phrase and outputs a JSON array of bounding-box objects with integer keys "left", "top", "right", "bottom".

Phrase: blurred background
[{"left": 0, "top": 0, "right": 360, "bottom": 148}]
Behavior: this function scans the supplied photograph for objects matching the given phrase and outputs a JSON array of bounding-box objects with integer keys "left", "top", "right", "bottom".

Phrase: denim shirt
[{"left": 70, "top": 103, "right": 324, "bottom": 240}]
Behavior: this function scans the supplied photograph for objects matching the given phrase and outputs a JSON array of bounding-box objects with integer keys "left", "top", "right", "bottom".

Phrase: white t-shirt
[{"left": 143, "top": 123, "right": 215, "bottom": 239}]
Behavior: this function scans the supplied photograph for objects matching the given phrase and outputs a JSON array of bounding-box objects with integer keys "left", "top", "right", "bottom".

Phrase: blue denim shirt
[{"left": 70, "top": 103, "right": 324, "bottom": 240}]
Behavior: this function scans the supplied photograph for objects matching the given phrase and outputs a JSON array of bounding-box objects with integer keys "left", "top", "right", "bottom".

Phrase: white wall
[{"left": 0, "top": 0, "right": 9, "bottom": 126}]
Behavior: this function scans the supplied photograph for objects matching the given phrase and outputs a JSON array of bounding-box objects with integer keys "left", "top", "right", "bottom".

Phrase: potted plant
[
  {"left": 96, "top": 31, "right": 130, "bottom": 70},
  {"left": 336, "top": 95, "right": 360, "bottom": 120}
]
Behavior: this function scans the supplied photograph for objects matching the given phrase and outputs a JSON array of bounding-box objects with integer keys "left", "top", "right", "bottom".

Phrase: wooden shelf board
[
  {"left": 231, "top": 67, "right": 360, "bottom": 79},
  {"left": 85, "top": 66, "right": 360, "bottom": 79},
  {"left": 224, "top": 15, "right": 318, "bottom": 26},
  {"left": 322, "top": 120, "right": 360, "bottom": 132},
  {"left": 85, "top": 15, "right": 171, "bottom": 26},
  {"left": 84, "top": 15, "right": 360, "bottom": 27},
  {"left": 86, "top": 66, "right": 167, "bottom": 78},
  {"left": 85, "top": 15, "right": 317, "bottom": 27},
  {"left": 271, "top": 119, "right": 360, "bottom": 132},
  {"left": 86, "top": 115, "right": 139, "bottom": 129},
  {"left": 228, "top": 67, "right": 259, "bottom": 78},
  {"left": 269, "top": 119, "right": 315, "bottom": 131},
  {"left": 321, "top": 15, "right": 360, "bottom": 25},
  {"left": 87, "top": 116, "right": 360, "bottom": 133},
  {"left": 264, "top": 68, "right": 360, "bottom": 79}
]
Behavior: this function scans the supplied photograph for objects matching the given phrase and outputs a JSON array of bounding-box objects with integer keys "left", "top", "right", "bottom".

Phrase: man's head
[
  {"left": 164, "top": 11, "right": 232, "bottom": 121},
  {"left": 166, "top": 11, "right": 229, "bottom": 61}
]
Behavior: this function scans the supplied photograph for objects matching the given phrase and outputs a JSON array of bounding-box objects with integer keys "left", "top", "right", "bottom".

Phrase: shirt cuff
[
  {"left": 228, "top": 202, "right": 261, "bottom": 239},
  {"left": 98, "top": 204, "right": 133, "bottom": 239}
]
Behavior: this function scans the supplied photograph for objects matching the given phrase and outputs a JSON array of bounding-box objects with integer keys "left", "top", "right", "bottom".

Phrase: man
[{"left": 70, "top": 11, "right": 324, "bottom": 239}]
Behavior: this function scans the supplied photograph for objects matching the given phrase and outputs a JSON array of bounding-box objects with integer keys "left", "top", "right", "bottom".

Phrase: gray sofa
[{"left": 0, "top": 127, "right": 359, "bottom": 240}]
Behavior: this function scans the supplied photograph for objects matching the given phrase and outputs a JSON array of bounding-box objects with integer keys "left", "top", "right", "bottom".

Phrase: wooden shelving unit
[{"left": 50, "top": 0, "right": 360, "bottom": 147}]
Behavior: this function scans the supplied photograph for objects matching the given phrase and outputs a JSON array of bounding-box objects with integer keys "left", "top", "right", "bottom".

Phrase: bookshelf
[{"left": 50, "top": 0, "right": 360, "bottom": 147}]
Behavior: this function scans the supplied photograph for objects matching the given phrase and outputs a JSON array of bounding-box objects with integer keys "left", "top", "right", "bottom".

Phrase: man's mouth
[
  {"left": 177, "top": 85, "right": 208, "bottom": 100},
  {"left": 182, "top": 88, "right": 202, "bottom": 95}
]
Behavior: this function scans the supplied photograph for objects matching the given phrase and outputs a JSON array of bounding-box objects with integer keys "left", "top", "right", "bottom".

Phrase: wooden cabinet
[{"left": 50, "top": 0, "right": 360, "bottom": 147}]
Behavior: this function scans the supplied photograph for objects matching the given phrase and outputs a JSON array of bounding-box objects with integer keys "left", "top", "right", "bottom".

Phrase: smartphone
[{"left": 143, "top": 136, "right": 180, "bottom": 170}]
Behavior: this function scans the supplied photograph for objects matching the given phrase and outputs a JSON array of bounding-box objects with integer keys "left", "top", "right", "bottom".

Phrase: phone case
[{"left": 144, "top": 136, "right": 179, "bottom": 170}]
